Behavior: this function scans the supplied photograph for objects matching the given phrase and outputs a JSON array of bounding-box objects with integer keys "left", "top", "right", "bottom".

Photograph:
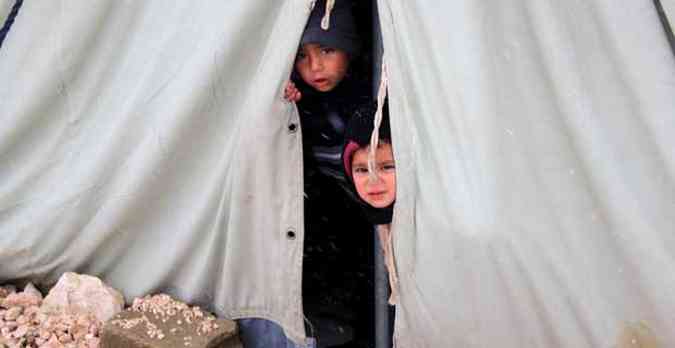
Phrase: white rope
[
  {"left": 372, "top": 61, "right": 397, "bottom": 305},
  {"left": 367, "top": 61, "right": 388, "bottom": 183},
  {"left": 377, "top": 224, "right": 398, "bottom": 305},
  {"left": 321, "top": 0, "right": 335, "bottom": 30}
]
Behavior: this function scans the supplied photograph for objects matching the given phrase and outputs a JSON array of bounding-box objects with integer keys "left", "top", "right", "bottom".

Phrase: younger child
[{"left": 342, "top": 103, "right": 398, "bottom": 304}]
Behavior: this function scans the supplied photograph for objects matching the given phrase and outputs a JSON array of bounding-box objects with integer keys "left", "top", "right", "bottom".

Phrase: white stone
[
  {"left": 4, "top": 307, "right": 21, "bottom": 321},
  {"left": 22, "top": 283, "right": 42, "bottom": 300},
  {"left": 42, "top": 273, "right": 124, "bottom": 323}
]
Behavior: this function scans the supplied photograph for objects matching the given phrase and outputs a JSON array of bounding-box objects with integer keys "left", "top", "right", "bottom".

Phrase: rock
[
  {"left": 42, "top": 335, "right": 62, "bottom": 348},
  {"left": 4, "top": 307, "right": 22, "bottom": 321},
  {"left": 0, "top": 286, "right": 16, "bottom": 300},
  {"left": 11, "top": 324, "right": 28, "bottom": 338},
  {"left": 22, "top": 283, "right": 42, "bottom": 299},
  {"left": 101, "top": 294, "right": 241, "bottom": 348},
  {"left": 0, "top": 278, "right": 106, "bottom": 346},
  {"left": 42, "top": 272, "right": 124, "bottom": 322},
  {"left": 87, "top": 336, "right": 101, "bottom": 348},
  {"left": 23, "top": 305, "right": 40, "bottom": 318},
  {"left": 1, "top": 310, "right": 101, "bottom": 348},
  {"left": 1, "top": 283, "right": 42, "bottom": 309}
]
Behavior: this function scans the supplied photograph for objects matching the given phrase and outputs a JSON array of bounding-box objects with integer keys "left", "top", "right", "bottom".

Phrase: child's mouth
[{"left": 313, "top": 78, "right": 328, "bottom": 85}]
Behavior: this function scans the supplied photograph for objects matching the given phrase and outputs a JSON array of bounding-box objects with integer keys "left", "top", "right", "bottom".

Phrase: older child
[
  {"left": 285, "top": 0, "right": 369, "bottom": 195},
  {"left": 239, "top": 2, "right": 367, "bottom": 347},
  {"left": 342, "top": 104, "right": 398, "bottom": 304}
]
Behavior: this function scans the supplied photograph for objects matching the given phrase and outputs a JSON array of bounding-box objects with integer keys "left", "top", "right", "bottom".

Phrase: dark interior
[{"left": 300, "top": 1, "right": 381, "bottom": 347}]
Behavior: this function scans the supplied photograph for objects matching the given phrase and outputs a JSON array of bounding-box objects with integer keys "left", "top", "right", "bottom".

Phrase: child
[
  {"left": 285, "top": 0, "right": 361, "bottom": 99},
  {"left": 342, "top": 103, "right": 398, "bottom": 304},
  {"left": 239, "top": 2, "right": 367, "bottom": 347},
  {"left": 285, "top": 0, "right": 369, "bottom": 196}
]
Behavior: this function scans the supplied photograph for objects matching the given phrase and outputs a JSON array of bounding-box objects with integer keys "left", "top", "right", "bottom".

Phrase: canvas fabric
[
  {"left": 1, "top": 0, "right": 674, "bottom": 347},
  {"left": 377, "top": 0, "right": 675, "bottom": 346},
  {"left": 0, "top": 0, "right": 312, "bottom": 343},
  {"left": 0, "top": 0, "right": 13, "bottom": 21},
  {"left": 664, "top": 0, "right": 675, "bottom": 26}
]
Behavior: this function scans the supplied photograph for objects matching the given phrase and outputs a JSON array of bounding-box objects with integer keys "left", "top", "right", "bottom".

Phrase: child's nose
[
  {"left": 367, "top": 174, "right": 384, "bottom": 186},
  {"left": 309, "top": 56, "right": 323, "bottom": 71}
]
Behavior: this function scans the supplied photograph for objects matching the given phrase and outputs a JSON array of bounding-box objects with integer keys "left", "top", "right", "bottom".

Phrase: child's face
[
  {"left": 295, "top": 43, "right": 350, "bottom": 92},
  {"left": 351, "top": 143, "right": 396, "bottom": 208}
]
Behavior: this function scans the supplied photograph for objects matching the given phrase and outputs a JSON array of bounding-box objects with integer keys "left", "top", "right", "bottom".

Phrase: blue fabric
[{"left": 238, "top": 319, "right": 316, "bottom": 348}]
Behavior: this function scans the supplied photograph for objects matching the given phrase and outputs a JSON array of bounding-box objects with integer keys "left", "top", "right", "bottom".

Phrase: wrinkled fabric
[
  {"left": 0, "top": 0, "right": 312, "bottom": 343},
  {"left": 378, "top": 0, "right": 675, "bottom": 346},
  {"left": 1, "top": 0, "right": 675, "bottom": 347},
  {"left": 0, "top": 0, "right": 13, "bottom": 22},
  {"left": 663, "top": 0, "right": 675, "bottom": 26}
]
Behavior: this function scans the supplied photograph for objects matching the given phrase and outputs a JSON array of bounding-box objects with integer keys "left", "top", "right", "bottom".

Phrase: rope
[
  {"left": 320, "top": 0, "right": 335, "bottom": 30},
  {"left": 367, "top": 60, "right": 388, "bottom": 184},
  {"left": 377, "top": 224, "right": 398, "bottom": 305},
  {"left": 0, "top": 0, "right": 24, "bottom": 50},
  {"left": 372, "top": 61, "right": 397, "bottom": 305}
]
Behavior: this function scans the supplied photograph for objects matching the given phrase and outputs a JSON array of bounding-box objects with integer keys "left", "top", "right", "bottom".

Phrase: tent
[{"left": 1, "top": 0, "right": 674, "bottom": 346}]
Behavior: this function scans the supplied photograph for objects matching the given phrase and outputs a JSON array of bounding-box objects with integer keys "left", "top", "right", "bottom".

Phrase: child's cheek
[{"left": 355, "top": 178, "right": 369, "bottom": 201}]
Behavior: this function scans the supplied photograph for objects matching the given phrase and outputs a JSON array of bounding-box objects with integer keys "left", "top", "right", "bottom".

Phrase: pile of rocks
[
  {"left": 1, "top": 274, "right": 240, "bottom": 348},
  {"left": 0, "top": 273, "right": 124, "bottom": 348}
]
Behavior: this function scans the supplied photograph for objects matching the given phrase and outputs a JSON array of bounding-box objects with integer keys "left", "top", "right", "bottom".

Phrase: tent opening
[{"left": 297, "top": 0, "right": 391, "bottom": 347}]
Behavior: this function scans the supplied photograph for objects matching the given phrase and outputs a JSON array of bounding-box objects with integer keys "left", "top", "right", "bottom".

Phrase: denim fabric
[{"left": 238, "top": 319, "right": 316, "bottom": 348}]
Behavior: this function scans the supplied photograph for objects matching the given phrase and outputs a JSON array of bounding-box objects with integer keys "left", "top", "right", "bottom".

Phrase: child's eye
[
  {"left": 381, "top": 164, "right": 396, "bottom": 172},
  {"left": 296, "top": 51, "right": 307, "bottom": 61},
  {"left": 353, "top": 167, "right": 369, "bottom": 175},
  {"left": 320, "top": 47, "right": 336, "bottom": 54}
]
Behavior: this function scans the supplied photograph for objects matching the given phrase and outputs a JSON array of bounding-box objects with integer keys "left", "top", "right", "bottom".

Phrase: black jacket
[{"left": 295, "top": 74, "right": 372, "bottom": 190}]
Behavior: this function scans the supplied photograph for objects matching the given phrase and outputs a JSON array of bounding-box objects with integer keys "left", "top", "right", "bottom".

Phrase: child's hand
[{"left": 284, "top": 81, "right": 302, "bottom": 102}]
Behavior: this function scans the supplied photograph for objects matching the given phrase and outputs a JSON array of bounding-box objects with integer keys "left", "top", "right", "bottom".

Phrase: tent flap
[
  {"left": 379, "top": 0, "right": 675, "bottom": 346},
  {"left": 0, "top": 0, "right": 311, "bottom": 343}
]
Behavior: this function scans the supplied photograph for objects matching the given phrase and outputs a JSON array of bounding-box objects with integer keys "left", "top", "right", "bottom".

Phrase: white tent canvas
[{"left": 1, "top": 0, "right": 674, "bottom": 347}]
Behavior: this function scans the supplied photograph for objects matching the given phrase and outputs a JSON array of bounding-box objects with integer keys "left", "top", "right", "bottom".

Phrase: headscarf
[{"left": 342, "top": 102, "right": 394, "bottom": 225}]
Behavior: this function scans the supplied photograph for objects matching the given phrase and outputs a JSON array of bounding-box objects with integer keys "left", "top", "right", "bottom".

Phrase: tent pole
[{"left": 374, "top": 226, "right": 392, "bottom": 348}]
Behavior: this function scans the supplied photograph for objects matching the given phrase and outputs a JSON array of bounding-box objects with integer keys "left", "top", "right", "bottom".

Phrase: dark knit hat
[
  {"left": 300, "top": 0, "right": 361, "bottom": 57},
  {"left": 342, "top": 101, "right": 394, "bottom": 225}
]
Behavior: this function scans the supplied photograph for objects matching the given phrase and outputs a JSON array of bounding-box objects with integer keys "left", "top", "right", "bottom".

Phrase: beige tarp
[{"left": 1, "top": 0, "right": 674, "bottom": 346}]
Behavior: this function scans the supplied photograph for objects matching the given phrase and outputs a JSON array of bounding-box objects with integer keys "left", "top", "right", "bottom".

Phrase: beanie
[{"left": 300, "top": 0, "right": 361, "bottom": 58}]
